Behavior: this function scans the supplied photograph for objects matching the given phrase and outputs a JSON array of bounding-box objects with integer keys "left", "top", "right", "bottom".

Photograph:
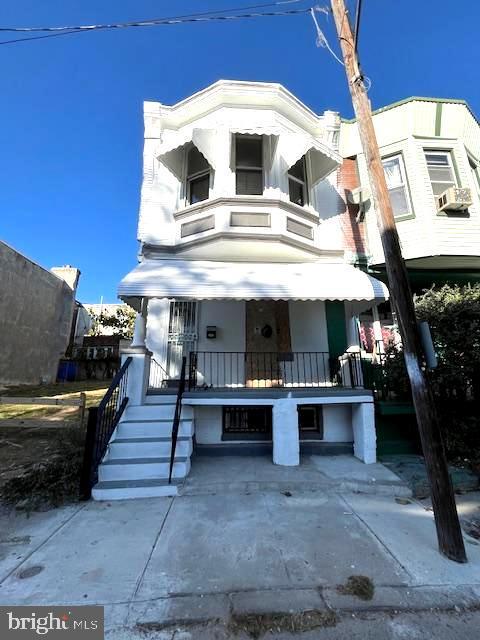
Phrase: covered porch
[{"left": 118, "top": 258, "right": 388, "bottom": 467}]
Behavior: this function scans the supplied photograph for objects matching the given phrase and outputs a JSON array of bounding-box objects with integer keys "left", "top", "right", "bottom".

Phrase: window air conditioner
[{"left": 437, "top": 187, "right": 472, "bottom": 213}]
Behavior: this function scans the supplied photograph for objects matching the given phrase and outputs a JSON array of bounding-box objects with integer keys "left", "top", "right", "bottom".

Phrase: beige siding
[{"left": 340, "top": 99, "right": 480, "bottom": 265}]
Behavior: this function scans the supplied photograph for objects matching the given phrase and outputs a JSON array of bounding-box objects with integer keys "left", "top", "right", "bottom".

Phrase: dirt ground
[{"left": 0, "top": 381, "right": 109, "bottom": 492}]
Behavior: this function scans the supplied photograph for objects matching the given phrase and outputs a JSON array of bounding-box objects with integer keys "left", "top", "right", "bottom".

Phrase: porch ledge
[{"left": 180, "top": 388, "right": 374, "bottom": 405}]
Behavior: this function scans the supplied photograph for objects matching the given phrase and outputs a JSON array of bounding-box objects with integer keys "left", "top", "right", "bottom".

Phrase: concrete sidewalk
[{"left": 0, "top": 455, "right": 479, "bottom": 635}]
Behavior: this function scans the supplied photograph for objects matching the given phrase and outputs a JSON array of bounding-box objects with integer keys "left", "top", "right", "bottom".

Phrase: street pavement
[{"left": 0, "top": 455, "right": 479, "bottom": 637}]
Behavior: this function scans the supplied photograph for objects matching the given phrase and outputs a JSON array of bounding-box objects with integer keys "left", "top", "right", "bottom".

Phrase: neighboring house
[
  {"left": 93, "top": 80, "right": 391, "bottom": 500},
  {"left": 342, "top": 97, "right": 480, "bottom": 353},
  {"left": 0, "top": 240, "right": 80, "bottom": 387}
]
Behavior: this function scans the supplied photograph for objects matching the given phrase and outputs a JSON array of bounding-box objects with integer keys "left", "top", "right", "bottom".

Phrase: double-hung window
[
  {"left": 424, "top": 151, "right": 457, "bottom": 197},
  {"left": 186, "top": 146, "right": 210, "bottom": 205},
  {"left": 235, "top": 135, "right": 263, "bottom": 195},
  {"left": 288, "top": 156, "right": 308, "bottom": 206},
  {"left": 381, "top": 154, "right": 411, "bottom": 218}
]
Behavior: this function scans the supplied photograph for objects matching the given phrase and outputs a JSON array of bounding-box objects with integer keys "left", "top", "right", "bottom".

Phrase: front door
[{"left": 245, "top": 300, "right": 291, "bottom": 387}]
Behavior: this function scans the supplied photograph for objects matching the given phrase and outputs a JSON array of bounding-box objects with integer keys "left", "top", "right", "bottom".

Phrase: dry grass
[
  {"left": 337, "top": 575, "right": 375, "bottom": 601},
  {"left": 0, "top": 380, "right": 109, "bottom": 423},
  {"left": 0, "top": 380, "right": 110, "bottom": 509}
]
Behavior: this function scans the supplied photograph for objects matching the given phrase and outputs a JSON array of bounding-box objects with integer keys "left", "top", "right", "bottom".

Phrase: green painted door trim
[
  {"left": 325, "top": 301, "right": 348, "bottom": 359},
  {"left": 434, "top": 102, "right": 442, "bottom": 136}
]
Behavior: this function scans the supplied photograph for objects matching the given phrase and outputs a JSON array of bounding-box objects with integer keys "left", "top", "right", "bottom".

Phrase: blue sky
[{"left": 1, "top": 0, "right": 479, "bottom": 302}]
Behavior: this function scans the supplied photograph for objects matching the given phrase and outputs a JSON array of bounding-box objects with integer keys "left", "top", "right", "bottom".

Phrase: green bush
[
  {"left": 415, "top": 284, "right": 480, "bottom": 401},
  {"left": 376, "top": 284, "right": 480, "bottom": 464}
]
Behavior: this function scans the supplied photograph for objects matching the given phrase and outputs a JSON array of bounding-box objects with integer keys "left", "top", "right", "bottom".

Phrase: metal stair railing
[
  {"left": 168, "top": 356, "right": 187, "bottom": 484},
  {"left": 80, "top": 356, "right": 132, "bottom": 499}
]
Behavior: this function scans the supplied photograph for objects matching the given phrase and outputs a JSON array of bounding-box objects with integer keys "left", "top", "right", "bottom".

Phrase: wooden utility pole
[{"left": 330, "top": 0, "right": 466, "bottom": 562}]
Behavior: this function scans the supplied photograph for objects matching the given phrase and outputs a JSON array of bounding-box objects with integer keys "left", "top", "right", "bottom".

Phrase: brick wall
[{"left": 336, "top": 157, "right": 367, "bottom": 258}]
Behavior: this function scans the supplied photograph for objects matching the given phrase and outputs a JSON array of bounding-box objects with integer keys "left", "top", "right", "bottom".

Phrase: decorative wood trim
[{"left": 173, "top": 196, "right": 320, "bottom": 224}]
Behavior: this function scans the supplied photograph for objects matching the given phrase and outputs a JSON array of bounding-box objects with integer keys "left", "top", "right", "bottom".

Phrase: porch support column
[
  {"left": 272, "top": 398, "right": 300, "bottom": 466},
  {"left": 121, "top": 310, "right": 152, "bottom": 406},
  {"left": 352, "top": 401, "right": 376, "bottom": 464}
]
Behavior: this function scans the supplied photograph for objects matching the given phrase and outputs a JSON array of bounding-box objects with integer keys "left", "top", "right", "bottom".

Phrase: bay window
[
  {"left": 288, "top": 156, "right": 308, "bottom": 206},
  {"left": 382, "top": 153, "right": 411, "bottom": 218},
  {"left": 186, "top": 146, "right": 210, "bottom": 205},
  {"left": 235, "top": 135, "right": 263, "bottom": 195},
  {"left": 425, "top": 151, "right": 457, "bottom": 197}
]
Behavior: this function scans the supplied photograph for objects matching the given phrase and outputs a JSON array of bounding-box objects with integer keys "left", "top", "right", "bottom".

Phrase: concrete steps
[
  {"left": 91, "top": 398, "right": 194, "bottom": 501},
  {"left": 92, "top": 479, "right": 182, "bottom": 500}
]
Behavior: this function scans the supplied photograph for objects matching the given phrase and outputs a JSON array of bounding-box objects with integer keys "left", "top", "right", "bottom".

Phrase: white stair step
[
  {"left": 108, "top": 438, "right": 192, "bottom": 459},
  {"left": 92, "top": 479, "right": 181, "bottom": 500},
  {"left": 99, "top": 457, "right": 191, "bottom": 482},
  {"left": 116, "top": 419, "right": 194, "bottom": 439},
  {"left": 123, "top": 404, "right": 193, "bottom": 421},
  {"left": 145, "top": 395, "right": 177, "bottom": 405}
]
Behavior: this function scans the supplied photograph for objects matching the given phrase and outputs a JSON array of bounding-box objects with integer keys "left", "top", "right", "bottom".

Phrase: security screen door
[{"left": 166, "top": 301, "right": 197, "bottom": 379}]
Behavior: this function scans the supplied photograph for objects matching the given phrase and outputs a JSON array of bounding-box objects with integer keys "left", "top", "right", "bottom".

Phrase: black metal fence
[
  {"left": 79, "top": 356, "right": 132, "bottom": 499},
  {"left": 187, "top": 351, "right": 364, "bottom": 390}
]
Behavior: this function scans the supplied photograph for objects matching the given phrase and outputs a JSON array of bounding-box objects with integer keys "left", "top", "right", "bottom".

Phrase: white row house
[{"left": 91, "top": 81, "right": 480, "bottom": 500}]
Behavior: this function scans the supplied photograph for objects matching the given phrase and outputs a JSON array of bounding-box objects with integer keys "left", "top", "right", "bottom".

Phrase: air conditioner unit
[
  {"left": 346, "top": 186, "right": 371, "bottom": 205},
  {"left": 437, "top": 187, "right": 472, "bottom": 213}
]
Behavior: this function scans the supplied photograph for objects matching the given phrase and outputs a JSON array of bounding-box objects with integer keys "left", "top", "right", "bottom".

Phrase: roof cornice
[{"left": 342, "top": 96, "right": 479, "bottom": 125}]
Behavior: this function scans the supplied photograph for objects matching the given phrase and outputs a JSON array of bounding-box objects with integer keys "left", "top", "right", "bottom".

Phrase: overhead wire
[{"left": 0, "top": 1, "right": 310, "bottom": 45}]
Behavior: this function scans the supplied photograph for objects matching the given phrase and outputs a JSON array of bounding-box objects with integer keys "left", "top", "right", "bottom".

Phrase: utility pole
[{"left": 330, "top": 0, "right": 466, "bottom": 562}]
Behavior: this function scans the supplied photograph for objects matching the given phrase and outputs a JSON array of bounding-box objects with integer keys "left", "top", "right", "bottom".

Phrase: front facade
[
  {"left": 93, "top": 81, "right": 392, "bottom": 499},
  {"left": 94, "top": 83, "right": 480, "bottom": 500}
]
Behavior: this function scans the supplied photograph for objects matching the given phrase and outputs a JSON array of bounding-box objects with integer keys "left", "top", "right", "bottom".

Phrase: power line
[
  {"left": 353, "top": 0, "right": 362, "bottom": 52},
  {"left": 0, "top": 1, "right": 310, "bottom": 46}
]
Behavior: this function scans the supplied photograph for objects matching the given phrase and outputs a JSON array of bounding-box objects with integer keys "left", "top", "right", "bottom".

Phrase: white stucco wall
[
  {"left": 194, "top": 406, "right": 223, "bottom": 444},
  {"left": 195, "top": 300, "right": 246, "bottom": 386},
  {"left": 323, "top": 405, "right": 353, "bottom": 442},
  {"left": 289, "top": 301, "right": 329, "bottom": 384},
  {"left": 289, "top": 301, "right": 328, "bottom": 351},
  {"left": 193, "top": 401, "right": 354, "bottom": 446}
]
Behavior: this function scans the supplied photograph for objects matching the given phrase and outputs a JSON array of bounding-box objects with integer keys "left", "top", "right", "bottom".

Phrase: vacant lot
[{"left": 0, "top": 380, "right": 109, "bottom": 508}]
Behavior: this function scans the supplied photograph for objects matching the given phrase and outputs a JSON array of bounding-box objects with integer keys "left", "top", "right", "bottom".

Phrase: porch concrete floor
[{"left": 1, "top": 458, "right": 479, "bottom": 633}]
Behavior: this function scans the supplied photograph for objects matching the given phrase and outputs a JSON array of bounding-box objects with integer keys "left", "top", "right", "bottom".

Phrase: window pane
[
  {"left": 187, "top": 146, "right": 209, "bottom": 176},
  {"left": 382, "top": 157, "right": 402, "bottom": 188},
  {"left": 189, "top": 174, "right": 209, "bottom": 204},
  {"left": 427, "top": 166, "right": 454, "bottom": 183},
  {"left": 431, "top": 181, "right": 455, "bottom": 196},
  {"left": 289, "top": 157, "right": 306, "bottom": 182},
  {"left": 289, "top": 178, "right": 305, "bottom": 206},
  {"left": 236, "top": 169, "right": 263, "bottom": 195},
  {"left": 425, "top": 153, "right": 449, "bottom": 166},
  {"left": 236, "top": 136, "right": 263, "bottom": 168},
  {"left": 389, "top": 186, "right": 409, "bottom": 217}
]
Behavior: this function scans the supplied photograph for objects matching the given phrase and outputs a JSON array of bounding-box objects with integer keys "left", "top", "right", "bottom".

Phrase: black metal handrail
[
  {"left": 188, "top": 351, "right": 364, "bottom": 389},
  {"left": 169, "top": 356, "right": 187, "bottom": 484},
  {"left": 149, "top": 357, "right": 169, "bottom": 389},
  {"left": 80, "top": 356, "right": 132, "bottom": 499}
]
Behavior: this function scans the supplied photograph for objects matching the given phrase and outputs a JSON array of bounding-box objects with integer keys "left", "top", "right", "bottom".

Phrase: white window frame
[
  {"left": 234, "top": 134, "right": 264, "bottom": 196},
  {"left": 185, "top": 145, "right": 211, "bottom": 206},
  {"left": 424, "top": 150, "right": 458, "bottom": 199},
  {"left": 288, "top": 156, "right": 309, "bottom": 207},
  {"left": 468, "top": 155, "right": 480, "bottom": 200},
  {"left": 381, "top": 152, "right": 412, "bottom": 219}
]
